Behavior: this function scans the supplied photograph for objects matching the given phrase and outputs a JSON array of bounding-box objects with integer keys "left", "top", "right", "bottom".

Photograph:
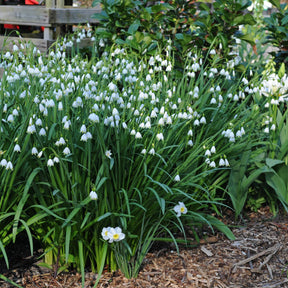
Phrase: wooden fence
[{"left": 0, "top": 0, "right": 101, "bottom": 52}]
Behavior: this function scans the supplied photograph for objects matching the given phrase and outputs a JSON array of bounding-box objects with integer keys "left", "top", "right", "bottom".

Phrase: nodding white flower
[
  {"left": 53, "top": 157, "right": 60, "bottom": 163},
  {"left": 264, "top": 127, "right": 270, "bottom": 133},
  {"left": 6, "top": 161, "right": 13, "bottom": 170},
  {"left": 188, "top": 140, "right": 193, "bottom": 146},
  {"left": 193, "top": 119, "right": 200, "bottom": 126},
  {"left": 39, "top": 128, "right": 46, "bottom": 136},
  {"left": 200, "top": 116, "right": 206, "bottom": 124},
  {"left": 156, "top": 133, "right": 164, "bottom": 141},
  {"left": 89, "top": 191, "right": 98, "bottom": 200},
  {"left": 219, "top": 158, "right": 225, "bottom": 166},
  {"left": 130, "top": 129, "right": 136, "bottom": 135},
  {"left": 86, "top": 132, "right": 92, "bottom": 139},
  {"left": 105, "top": 150, "right": 112, "bottom": 159},
  {"left": 174, "top": 174, "right": 180, "bottom": 182},
  {"left": 80, "top": 133, "right": 88, "bottom": 142},
  {"left": 173, "top": 202, "right": 187, "bottom": 217},
  {"left": 187, "top": 130, "right": 193, "bottom": 137},
  {"left": 210, "top": 98, "right": 217, "bottom": 104},
  {"left": 209, "top": 161, "right": 216, "bottom": 168},
  {"left": 135, "top": 132, "right": 142, "bottom": 139},
  {"left": 122, "top": 122, "right": 128, "bottom": 129},
  {"left": 12, "top": 109, "right": 18, "bottom": 116},
  {"left": 37, "top": 151, "right": 43, "bottom": 158},
  {"left": 80, "top": 124, "right": 87, "bottom": 133},
  {"left": 88, "top": 113, "right": 99, "bottom": 123},
  {"left": 47, "top": 159, "right": 54, "bottom": 167},
  {"left": 14, "top": 144, "right": 21, "bottom": 153},
  {"left": 205, "top": 149, "right": 211, "bottom": 157},
  {"left": 150, "top": 110, "right": 157, "bottom": 118},
  {"left": 236, "top": 130, "right": 242, "bottom": 138},
  {"left": 209, "top": 49, "right": 216, "bottom": 55},
  {"left": 145, "top": 121, "right": 151, "bottom": 129},
  {"left": 158, "top": 118, "right": 165, "bottom": 126},
  {"left": 106, "top": 227, "right": 125, "bottom": 243},
  {"left": 56, "top": 137, "right": 66, "bottom": 146},
  {"left": 270, "top": 124, "right": 276, "bottom": 131},
  {"left": 27, "top": 125, "right": 36, "bottom": 134},
  {"left": 35, "top": 118, "right": 42, "bottom": 126},
  {"left": 63, "top": 147, "right": 71, "bottom": 155},
  {"left": 31, "top": 147, "right": 38, "bottom": 155},
  {"left": 225, "top": 158, "right": 230, "bottom": 167},
  {"left": 166, "top": 116, "right": 172, "bottom": 125},
  {"left": 211, "top": 146, "right": 216, "bottom": 154},
  {"left": 141, "top": 149, "right": 147, "bottom": 154},
  {"left": 148, "top": 148, "right": 155, "bottom": 155},
  {"left": 63, "top": 121, "right": 71, "bottom": 130},
  {"left": 0, "top": 159, "right": 7, "bottom": 167}
]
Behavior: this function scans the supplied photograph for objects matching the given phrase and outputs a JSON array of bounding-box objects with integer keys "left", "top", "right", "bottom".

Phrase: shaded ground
[{"left": 1, "top": 208, "right": 288, "bottom": 288}]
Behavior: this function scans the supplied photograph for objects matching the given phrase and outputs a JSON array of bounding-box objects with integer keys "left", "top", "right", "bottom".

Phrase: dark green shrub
[
  {"left": 263, "top": 0, "right": 288, "bottom": 69},
  {"left": 92, "top": 0, "right": 256, "bottom": 67}
]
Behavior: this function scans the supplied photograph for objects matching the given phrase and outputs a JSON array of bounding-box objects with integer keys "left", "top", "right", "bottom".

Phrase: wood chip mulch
[{"left": 1, "top": 208, "right": 288, "bottom": 288}]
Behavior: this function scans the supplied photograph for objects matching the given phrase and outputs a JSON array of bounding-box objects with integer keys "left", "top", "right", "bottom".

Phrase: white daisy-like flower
[
  {"left": 173, "top": 202, "right": 187, "bottom": 217},
  {"left": 106, "top": 227, "right": 125, "bottom": 243},
  {"left": 105, "top": 150, "right": 112, "bottom": 159},
  {"left": 101, "top": 227, "right": 111, "bottom": 241}
]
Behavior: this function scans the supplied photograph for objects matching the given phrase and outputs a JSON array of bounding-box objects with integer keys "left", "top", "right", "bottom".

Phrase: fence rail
[{"left": 0, "top": 2, "right": 101, "bottom": 52}]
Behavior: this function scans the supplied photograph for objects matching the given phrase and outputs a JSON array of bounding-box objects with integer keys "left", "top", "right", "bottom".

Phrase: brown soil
[{"left": 1, "top": 207, "right": 288, "bottom": 288}]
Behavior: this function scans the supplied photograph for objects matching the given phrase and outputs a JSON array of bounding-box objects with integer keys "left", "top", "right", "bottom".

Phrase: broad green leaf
[
  {"left": 238, "top": 33, "right": 256, "bottom": 46},
  {"left": 234, "top": 14, "right": 256, "bottom": 26},
  {"left": 205, "top": 215, "right": 235, "bottom": 240},
  {"left": 128, "top": 21, "right": 140, "bottom": 35},
  {"left": 278, "top": 63, "right": 286, "bottom": 78},
  {"left": 266, "top": 158, "right": 284, "bottom": 168},
  {"left": 266, "top": 172, "right": 288, "bottom": 204},
  {"left": 175, "top": 33, "right": 184, "bottom": 40}
]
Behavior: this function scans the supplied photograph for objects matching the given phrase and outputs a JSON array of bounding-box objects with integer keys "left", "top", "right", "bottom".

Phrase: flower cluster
[{"left": 101, "top": 227, "right": 125, "bottom": 243}]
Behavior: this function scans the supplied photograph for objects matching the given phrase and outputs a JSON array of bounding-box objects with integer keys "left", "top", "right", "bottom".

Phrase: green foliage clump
[
  {"left": 92, "top": 0, "right": 256, "bottom": 68},
  {"left": 263, "top": 0, "right": 288, "bottom": 69}
]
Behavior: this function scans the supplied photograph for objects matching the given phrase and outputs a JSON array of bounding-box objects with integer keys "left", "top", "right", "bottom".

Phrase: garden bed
[{"left": 1, "top": 208, "right": 288, "bottom": 288}]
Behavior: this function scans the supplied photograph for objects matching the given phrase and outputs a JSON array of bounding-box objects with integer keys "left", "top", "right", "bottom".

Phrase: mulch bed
[{"left": 1, "top": 207, "right": 288, "bottom": 288}]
